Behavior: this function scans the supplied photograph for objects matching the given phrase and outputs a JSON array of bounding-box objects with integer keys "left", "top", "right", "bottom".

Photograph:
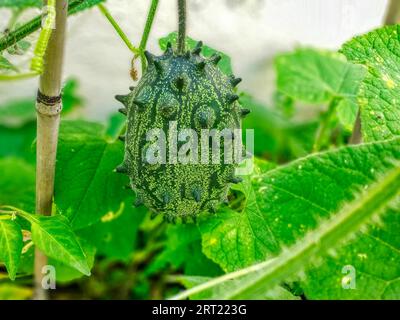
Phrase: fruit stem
[
  {"left": 33, "top": 0, "right": 68, "bottom": 300},
  {"left": 98, "top": 3, "right": 140, "bottom": 55},
  {"left": 177, "top": 0, "right": 186, "bottom": 54},
  {"left": 139, "top": 0, "right": 159, "bottom": 53},
  {"left": 137, "top": 0, "right": 160, "bottom": 72}
]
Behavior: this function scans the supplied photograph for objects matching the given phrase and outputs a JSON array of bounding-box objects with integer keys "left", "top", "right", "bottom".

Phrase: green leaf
[
  {"left": 234, "top": 165, "right": 400, "bottom": 299},
  {"left": 62, "top": 78, "right": 84, "bottom": 114},
  {"left": 148, "top": 224, "right": 222, "bottom": 277},
  {"left": 105, "top": 112, "right": 126, "bottom": 140},
  {"left": 0, "top": 158, "right": 35, "bottom": 212},
  {"left": 29, "top": 214, "right": 91, "bottom": 276},
  {"left": 13, "top": 236, "right": 96, "bottom": 282},
  {"left": 0, "top": 80, "right": 82, "bottom": 128},
  {"left": 241, "top": 93, "right": 317, "bottom": 160},
  {"left": 175, "top": 150, "right": 400, "bottom": 300},
  {"left": 0, "top": 123, "right": 36, "bottom": 163},
  {"left": 341, "top": 25, "right": 400, "bottom": 141},
  {"left": 7, "top": 39, "right": 32, "bottom": 55},
  {"left": 197, "top": 138, "right": 400, "bottom": 297},
  {"left": 199, "top": 159, "right": 278, "bottom": 272},
  {"left": 0, "top": 0, "right": 41, "bottom": 7},
  {"left": 0, "top": 99, "right": 37, "bottom": 163},
  {"left": 273, "top": 91, "right": 295, "bottom": 118},
  {"left": 0, "top": 219, "right": 23, "bottom": 280},
  {"left": 16, "top": 243, "right": 34, "bottom": 276},
  {"left": 78, "top": 203, "right": 146, "bottom": 261},
  {"left": 55, "top": 120, "right": 133, "bottom": 229},
  {"left": 16, "top": 39, "right": 31, "bottom": 52},
  {"left": 50, "top": 239, "right": 96, "bottom": 283},
  {"left": 0, "top": 99, "right": 35, "bottom": 127},
  {"left": 275, "top": 48, "right": 366, "bottom": 130},
  {"left": 0, "top": 55, "right": 18, "bottom": 72},
  {"left": 159, "top": 32, "right": 233, "bottom": 76},
  {"left": 302, "top": 206, "right": 400, "bottom": 299},
  {"left": 336, "top": 98, "right": 358, "bottom": 131},
  {"left": 0, "top": 81, "right": 83, "bottom": 163}
]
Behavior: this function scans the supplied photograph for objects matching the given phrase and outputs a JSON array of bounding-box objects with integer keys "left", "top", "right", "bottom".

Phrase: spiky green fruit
[{"left": 115, "top": 42, "right": 249, "bottom": 222}]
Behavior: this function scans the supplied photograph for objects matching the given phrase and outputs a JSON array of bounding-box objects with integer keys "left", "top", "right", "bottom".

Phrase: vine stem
[
  {"left": 139, "top": 0, "right": 159, "bottom": 52},
  {"left": 33, "top": 0, "right": 68, "bottom": 300},
  {"left": 137, "top": 0, "right": 160, "bottom": 72},
  {"left": 97, "top": 0, "right": 159, "bottom": 74},
  {"left": 0, "top": 0, "right": 86, "bottom": 52},
  {"left": 177, "top": 0, "right": 186, "bottom": 54},
  {"left": 0, "top": 72, "right": 39, "bottom": 81},
  {"left": 97, "top": 3, "right": 140, "bottom": 55}
]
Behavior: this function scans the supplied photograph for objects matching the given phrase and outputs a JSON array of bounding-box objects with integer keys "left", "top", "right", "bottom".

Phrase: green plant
[{"left": 0, "top": 0, "right": 399, "bottom": 301}]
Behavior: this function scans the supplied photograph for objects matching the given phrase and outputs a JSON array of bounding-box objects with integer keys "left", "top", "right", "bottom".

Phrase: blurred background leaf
[
  {"left": 147, "top": 224, "right": 222, "bottom": 277},
  {"left": 0, "top": 284, "right": 31, "bottom": 300},
  {"left": 0, "top": 99, "right": 35, "bottom": 127},
  {"left": 275, "top": 48, "right": 366, "bottom": 130},
  {"left": 240, "top": 93, "right": 317, "bottom": 162},
  {"left": 78, "top": 204, "right": 146, "bottom": 261},
  {"left": 0, "top": 55, "right": 18, "bottom": 71},
  {"left": 0, "top": 0, "right": 41, "bottom": 8},
  {"left": 0, "top": 78, "right": 84, "bottom": 164},
  {"left": 0, "top": 157, "right": 35, "bottom": 212}
]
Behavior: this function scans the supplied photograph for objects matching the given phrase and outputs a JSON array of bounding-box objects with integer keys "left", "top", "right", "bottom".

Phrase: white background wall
[{"left": 0, "top": 0, "right": 389, "bottom": 120}]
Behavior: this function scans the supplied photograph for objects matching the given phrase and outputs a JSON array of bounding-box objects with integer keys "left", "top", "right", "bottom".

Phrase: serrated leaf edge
[{"left": 170, "top": 163, "right": 400, "bottom": 300}]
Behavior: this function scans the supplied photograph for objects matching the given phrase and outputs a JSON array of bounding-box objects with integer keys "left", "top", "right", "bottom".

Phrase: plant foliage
[{"left": 0, "top": 17, "right": 399, "bottom": 301}]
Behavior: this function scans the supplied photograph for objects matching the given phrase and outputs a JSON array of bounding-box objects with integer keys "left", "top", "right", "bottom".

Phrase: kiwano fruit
[{"left": 115, "top": 41, "right": 250, "bottom": 223}]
